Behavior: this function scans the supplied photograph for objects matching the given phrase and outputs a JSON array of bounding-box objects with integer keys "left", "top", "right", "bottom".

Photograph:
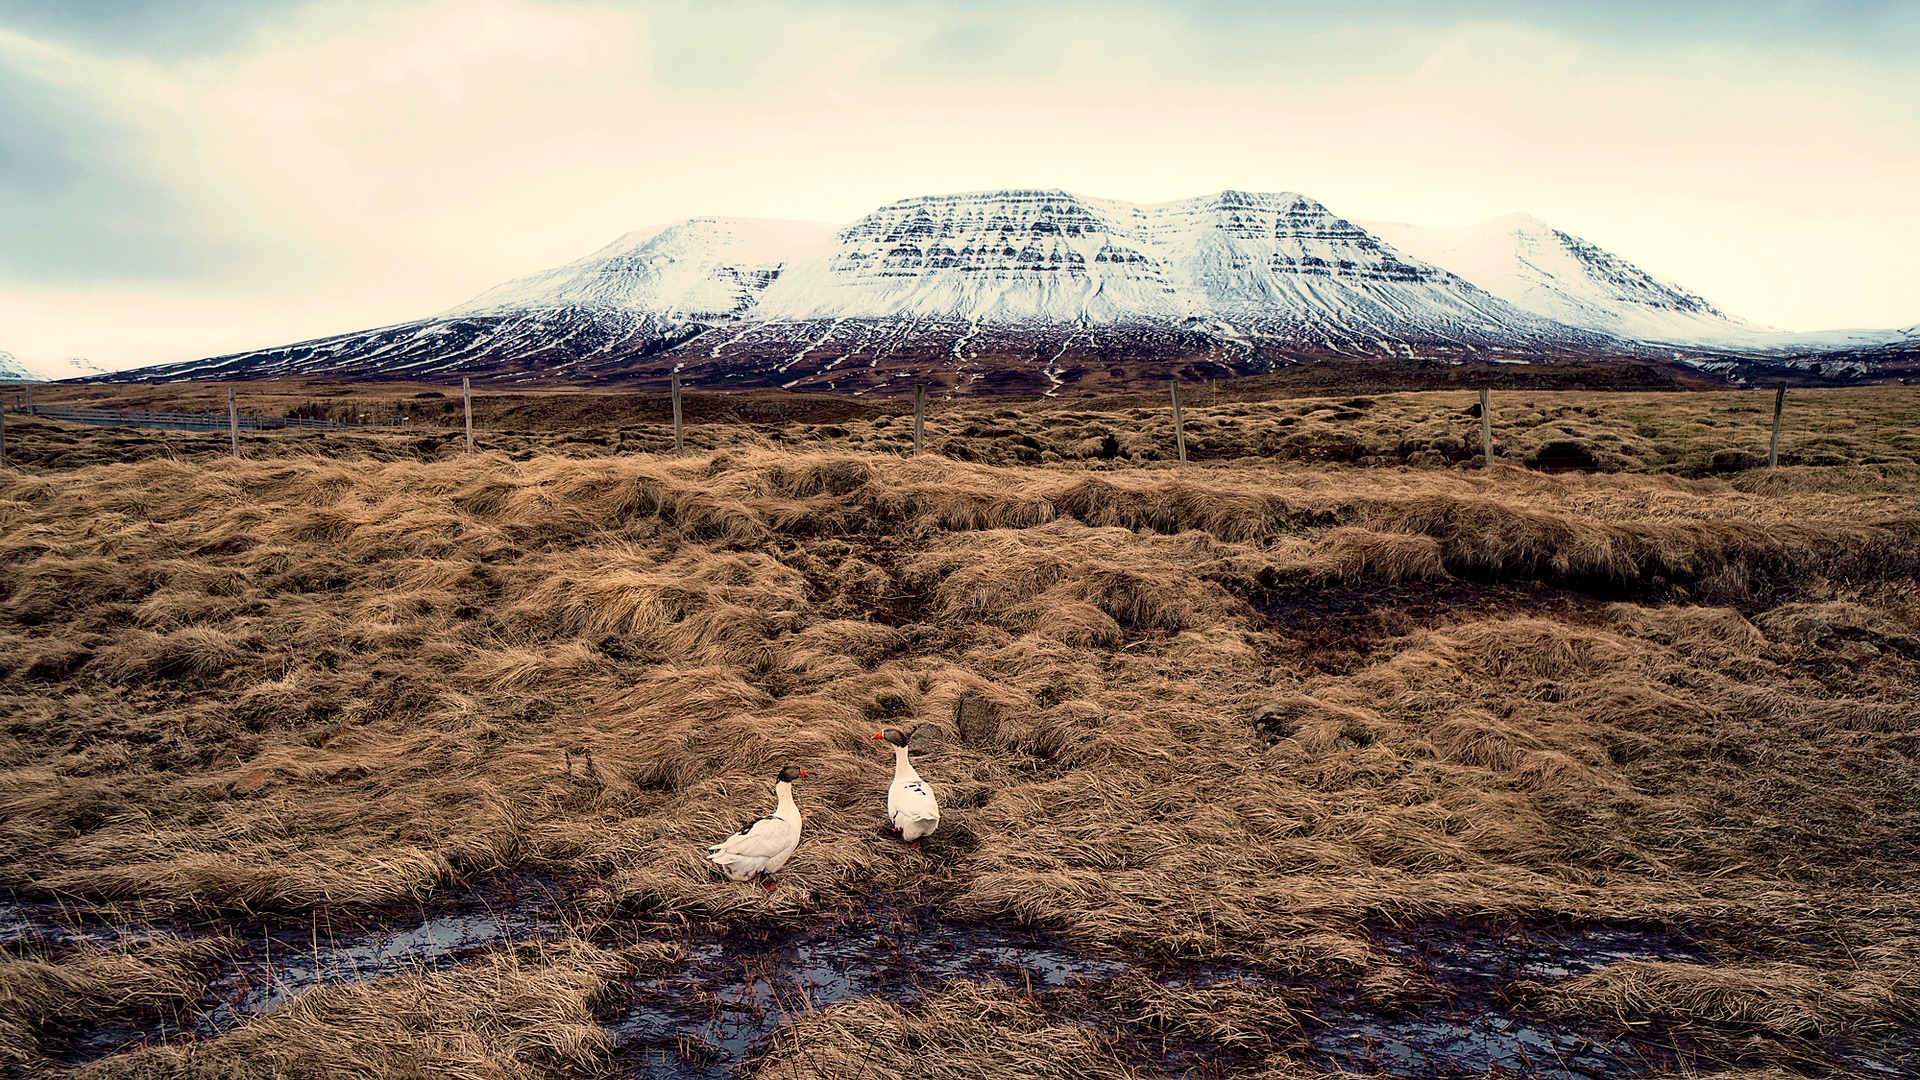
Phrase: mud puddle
[
  {"left": 1245, "top": 577, "right": 1610, "bottom": 672},
  {"left": 13, "top": 882, "right": 1870, "bottom": 1080},
  {"left": 608, "top": 906, "right": 1126, "bottom": 1078},
  {"left": 196, "top": 876, "right": 573, "bottom": 1027},
  {"left": 5, "top": 875, "right": 574, "bottom": 1063},
  {"left": 1308, "top": 921, "right": 1710, "bottom": 1079}
]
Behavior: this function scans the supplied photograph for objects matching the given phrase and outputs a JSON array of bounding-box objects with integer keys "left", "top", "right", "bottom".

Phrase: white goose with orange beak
[
  {"left": 874, "top": 726, "right": 940, "bottom": 845},
  {"left": 707, "top": 765, "right": 808, "bottom": 889}
]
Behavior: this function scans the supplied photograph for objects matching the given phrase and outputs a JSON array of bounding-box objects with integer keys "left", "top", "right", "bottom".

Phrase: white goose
[
  {"left": 874, "top": 726, "right": 940, "bottom": 845},
  {"left": 706, "top": 765, "right": 808, "bottom": 890}
]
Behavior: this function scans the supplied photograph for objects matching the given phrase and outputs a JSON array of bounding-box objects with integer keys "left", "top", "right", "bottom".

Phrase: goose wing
[
  {"left": 709, "top": 814, "right": 798, "bottom": 860},
  {"left": 888, "top": 779, "right": 940, "bottom": 825}
]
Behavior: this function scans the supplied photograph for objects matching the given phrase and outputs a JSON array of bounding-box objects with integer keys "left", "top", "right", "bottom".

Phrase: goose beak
[
  {"left": 800, "top": 770, "right": 810, "bottom": 778},
  {"left": 872, "top": 732, "right": 884, "bottom": 739}
]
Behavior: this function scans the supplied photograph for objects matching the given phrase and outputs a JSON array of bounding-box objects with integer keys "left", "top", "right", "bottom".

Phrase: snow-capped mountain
[
  {"left": 94, "top": 188, "right": 1912, "bottom": 392},
  {"left": 450, "top": 217, "right": 839, "bottom": 319},
  {"left": 750, "top": 190, "right": 1567, "bottom": 339},
  {"left": 0, "top": 353, "right": 110, "bottom": 381},
  {"left": 1361, "top": 214, "right": 1766, "bottom": 345},
  {"left": 682, "top": 189, "right": 1614, "bottom": 391}
]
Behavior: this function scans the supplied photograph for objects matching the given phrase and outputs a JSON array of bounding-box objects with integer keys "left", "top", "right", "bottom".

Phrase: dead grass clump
[
  {"left": 914, "top": 523, "right": 1237, "bottom": 637},
  {"left": 1315, "top": 527, "right": 1447, "bottom": 582},
  {"left": 1253, "top": 695, "right": 1392, "bottom": 751},
  {"left": 1098, "top": 972, "right": 1306, "bottom": 1054},
  {"left": 46, "top": 845, "right": 461, "bottom": 912},
  {"left": 1426, "top": 709, "right": 1544, "bottom": 772},
  {"left": 754, "top": 981, "right": 1146, "bottom": 1080},
  {"left": 1048, "top": 474, "right": 1290, "bottom": 541},
  {"left": 762, "top": 455, "right": 873, "bottom": 498},
  {"left": 3, "top": 554, "right": 163, "bottom": 624},
  {"left": 1428, "top": 618, "right": 1640, "bottom": 682},
  {"left": 81, "top": 939, "right": 627, "bottom": 1080},
  {"left": 1604, "top": 604, "right": 1772, "bottom": 657},
  {"left": 0, "top": 936, "right": 225, "bottom": 1071},
  {"left": 86, "top": 627, "right": 251, "bottom": 684},
  {"left": 1529, "top": 958, "right": 1915, "bottom": 1040}
]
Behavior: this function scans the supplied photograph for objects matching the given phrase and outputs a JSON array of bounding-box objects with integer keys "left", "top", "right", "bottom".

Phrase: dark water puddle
[
  {"left": 1308, "top": 921, "right": 1711, "bottom": 1079},
  {"left": 4, "top": 875, "right": 574, "bottom": 1063},
  {"left": 197, "top": 877, "right": 573, "bottom": 1027},
  {"left": 1245, "top": 577, "right": 1611, "bottom": 672},
  {"left": 607, "top": 908, "right": 1126, "bottom": 1077},
  {"left": 0, "top": 896, "right": 154, "bottom": 951},
  {"left": 13, "top": 882, "right": 1895, "bottom": 1080}
]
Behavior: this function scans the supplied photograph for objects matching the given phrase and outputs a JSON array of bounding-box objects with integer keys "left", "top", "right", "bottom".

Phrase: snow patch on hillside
[
  {"left": 1362, "top": 215, "right": 1767, "bottom": 345},
  {"left": 447, "top": 217, "right": 840, "bottom": 320}
]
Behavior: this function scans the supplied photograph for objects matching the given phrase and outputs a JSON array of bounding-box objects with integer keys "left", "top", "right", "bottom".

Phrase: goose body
[
  {"left": 707, "top": 766, "right": 807, "bottom": 886},
  {"left": 876, "top": 728, "right": 940, "bottom": 843}
]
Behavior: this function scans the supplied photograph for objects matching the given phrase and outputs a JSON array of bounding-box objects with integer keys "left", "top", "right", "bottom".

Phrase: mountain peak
[
  {"left": 1485, "top": 212, "right": 1553, "bottom": 233},
  {"left": 447, "top": 216, "right": 838, "bottom": 319},
  {"left": 1363, "top": 215, "right": 1762, "bottom": 343}
]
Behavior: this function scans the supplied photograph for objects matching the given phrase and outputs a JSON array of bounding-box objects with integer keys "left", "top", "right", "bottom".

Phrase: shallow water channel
[{"left": 0, "top": 876, "right": 1840, "bottom": 1078}]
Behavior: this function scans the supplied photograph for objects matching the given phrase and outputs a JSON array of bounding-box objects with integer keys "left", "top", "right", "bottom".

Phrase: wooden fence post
[
  {"left": 1768, "top": 383, "right": 1786, "bottom": 469},
  {"left": 671, "top": 373, "right": 684, "bottom": 456},
  {"left": 1479, "top": 388, "right": 1494, "bottom": 469},
  {"left": 23, "top": 383, "right": 33, "bottom": 415},
  {"left": 913, "top": 384, "right": 926, "bottom": 455},
  {"left": 1, "top": 396, "right": 7, "bottom": 468},
  {"left": 227, "top": 386, "right": 240, "bottom": 458},
  {"left": 463, "top": 377, "right": 474, "bottom": 454},
  {"left": 1170, "top": 380, "right": 1186, "bottom": 464}
]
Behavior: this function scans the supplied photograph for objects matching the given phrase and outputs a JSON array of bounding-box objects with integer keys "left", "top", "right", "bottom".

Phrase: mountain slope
[
  {"left": 0, "top": 351, "right": 31, "bottom": 381},
  {"left": 1362, "top": 215, "right": 1764, "bottom": 345},
  {"left": 747, "top": 190, "right": 1578, "bottom": 347},
  {"left": 97, "top": 187, "right": 1910, "bottom": 394},
  {"left": 449, "top": 217, "right": 839, "bottom": 319}
]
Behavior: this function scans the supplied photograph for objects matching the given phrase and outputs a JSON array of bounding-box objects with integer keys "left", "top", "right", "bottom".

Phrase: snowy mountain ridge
[
  {"left": 92, "top": 187, "right": 1916, "bottom": 391},
  {"left": 1360, "top": 214, "right": 1767, "bottom": 346},
  {"left": 1, "top": 353, "right": 113, "bottom": 382}
]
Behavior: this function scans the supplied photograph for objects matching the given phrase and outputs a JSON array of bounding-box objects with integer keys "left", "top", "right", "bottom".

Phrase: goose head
[
  {"left": 873, "top": 728, "right": 911, "bottom": 748},
  {"left": 776, "top": 765, "right": 809, "bottom": 782}
]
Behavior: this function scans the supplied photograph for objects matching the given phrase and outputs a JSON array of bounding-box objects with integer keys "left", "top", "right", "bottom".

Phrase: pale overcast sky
[{"left": 2, "top": 0, "right": 1916, "bottom": 369}]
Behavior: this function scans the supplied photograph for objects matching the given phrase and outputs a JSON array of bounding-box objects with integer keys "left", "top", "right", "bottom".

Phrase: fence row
[{"left": 0, "top": 378, "right": 1799, "bottom": 471}]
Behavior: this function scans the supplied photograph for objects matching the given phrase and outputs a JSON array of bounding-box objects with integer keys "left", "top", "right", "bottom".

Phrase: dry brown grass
[
  {"left": 12, "top": 383, "right": 1920, "bottom": 478},
  {"left": 1, "top": 936, "right": 225, "bottom": 1074},
  {"left": 752, "top": 981, "right": 1151, "bottom": 1080},
  {"left": 1529, "top": 954, "right": 1919, "bottom": 1040},
  {"left": 76, "top": 938, "right": 657, "bottom": 1080},
  {"left": 1, "top": 401, "right": 1916, "bottom": 1075}
]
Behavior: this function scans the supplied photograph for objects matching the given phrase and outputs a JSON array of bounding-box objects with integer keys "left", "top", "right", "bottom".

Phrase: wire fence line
[
  {"left": 5, "top": 405, "right": 355, "bottom": 432},
  {"left": 0, "top": 377, "right": 1836, "bottom": 475}
]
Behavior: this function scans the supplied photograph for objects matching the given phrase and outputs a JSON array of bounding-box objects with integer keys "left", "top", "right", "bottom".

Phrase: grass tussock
[
  {"left": 81, "top": 939, "right": 634, "bottom": 1080},
  {"left": 1529, "top": 952, "right": 1920, "bottom": 1040},
  {"left": 753, "top": 981, "right": 1148, "bottom": 1080},
  {"left": 1, "top": 936, "right": 226, "bottom": 1072}
]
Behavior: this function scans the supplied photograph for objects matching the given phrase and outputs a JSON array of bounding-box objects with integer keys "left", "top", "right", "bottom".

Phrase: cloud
[
  {"left": 0, "top": 24, "right": 308, "bottom": 283},
  {"left": 0, "top": 0, "right": 317, "bottom": 57},
  {"left": 0, "top": 0, "right": 1915, "bottom": 369}
]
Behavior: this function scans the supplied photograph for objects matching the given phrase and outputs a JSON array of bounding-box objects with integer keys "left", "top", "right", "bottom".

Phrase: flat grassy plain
[{"left": 1, "top": 384, "right": 1916, "bottom": 1077}]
